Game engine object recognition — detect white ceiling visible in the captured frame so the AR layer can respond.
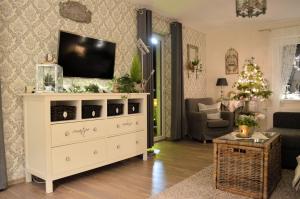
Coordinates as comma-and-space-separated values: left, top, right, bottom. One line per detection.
129, 0, 300, 32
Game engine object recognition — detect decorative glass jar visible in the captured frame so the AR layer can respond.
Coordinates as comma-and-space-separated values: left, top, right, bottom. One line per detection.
35, 64, 63, 92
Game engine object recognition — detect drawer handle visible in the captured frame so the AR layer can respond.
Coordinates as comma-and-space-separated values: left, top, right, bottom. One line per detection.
116, 124, 120, 128
92, 110, 96, 117
136, 140, 139, 144
63, 111, 68, 118
93, 150, 98, 155
65, 131, 70, 136
232, 148, 246, 154
136, 121, 139, 125
117, 145, 120, 149
65, 156, 71, 162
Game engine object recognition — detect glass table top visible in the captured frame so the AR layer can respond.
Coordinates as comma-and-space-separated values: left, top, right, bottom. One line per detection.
216, 131, 278, 144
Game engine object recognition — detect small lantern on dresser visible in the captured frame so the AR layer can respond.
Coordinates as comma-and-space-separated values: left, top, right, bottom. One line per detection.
35, 63, 63, 92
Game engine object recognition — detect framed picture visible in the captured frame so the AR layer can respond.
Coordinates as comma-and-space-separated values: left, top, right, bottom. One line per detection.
187, 44, 199, 67
225, 48, 239, 74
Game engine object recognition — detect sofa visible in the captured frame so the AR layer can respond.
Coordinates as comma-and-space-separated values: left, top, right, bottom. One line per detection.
185, 98, 234, 142
267, 112, 300, 169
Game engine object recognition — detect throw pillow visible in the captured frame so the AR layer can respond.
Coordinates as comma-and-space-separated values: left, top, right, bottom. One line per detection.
293, 155, 300, 191
198, 102, 221, 120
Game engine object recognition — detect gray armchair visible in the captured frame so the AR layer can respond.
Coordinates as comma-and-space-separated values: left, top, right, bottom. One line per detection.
186, 98, 234, 142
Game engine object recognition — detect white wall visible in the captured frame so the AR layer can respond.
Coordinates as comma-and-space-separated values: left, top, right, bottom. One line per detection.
206, 27, 270, 100
206, 26, 300, 129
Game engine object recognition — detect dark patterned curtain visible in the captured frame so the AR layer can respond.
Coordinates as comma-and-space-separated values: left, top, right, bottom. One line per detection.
137, 9, 154, 148
170, 22, 185, 140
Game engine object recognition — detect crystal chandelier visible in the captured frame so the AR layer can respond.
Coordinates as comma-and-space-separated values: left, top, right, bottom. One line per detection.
236, 0, 267, 18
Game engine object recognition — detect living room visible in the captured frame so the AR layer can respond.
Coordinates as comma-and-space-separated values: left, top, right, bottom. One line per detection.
0, 0, 300, 198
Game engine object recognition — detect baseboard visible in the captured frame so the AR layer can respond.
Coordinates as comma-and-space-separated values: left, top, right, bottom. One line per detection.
8, 177, 25, 186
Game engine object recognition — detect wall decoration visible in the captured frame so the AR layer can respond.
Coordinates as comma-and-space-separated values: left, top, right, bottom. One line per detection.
187, 44, 202, 78
225, 48, 239, 74
59, 1, 92, 23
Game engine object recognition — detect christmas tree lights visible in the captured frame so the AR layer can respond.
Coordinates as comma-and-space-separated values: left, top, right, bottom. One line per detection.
233, 57, 272, 112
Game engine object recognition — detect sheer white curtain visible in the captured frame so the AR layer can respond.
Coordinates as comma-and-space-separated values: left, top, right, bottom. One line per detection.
281, 44, 297, 94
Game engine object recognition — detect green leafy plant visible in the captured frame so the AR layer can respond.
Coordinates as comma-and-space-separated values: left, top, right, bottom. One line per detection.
84, 84, 100, 93
44, 73, 55, 87
115, 74, 137, 93
130, 54, 142, 83
68, 84, 84, 93
191, 59, 199, 66
236, 115, 258, 127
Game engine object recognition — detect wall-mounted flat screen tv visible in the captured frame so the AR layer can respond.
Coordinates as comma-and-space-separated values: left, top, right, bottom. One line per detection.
58, 31, 116, 79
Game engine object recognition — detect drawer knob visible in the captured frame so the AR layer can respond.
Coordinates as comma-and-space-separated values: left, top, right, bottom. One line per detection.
63, 111, 68, 118
136, 121, 139, 125
117, 124, 120, 128
65, 156, 71, 161
117, 145, 120, 149
136, 140, 139, 144
65, 131, 70, 136
93, 150, 98, 155
93, 127, 97, 132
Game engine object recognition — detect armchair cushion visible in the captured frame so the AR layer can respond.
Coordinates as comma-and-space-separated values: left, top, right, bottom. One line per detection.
207, 119, 229, 128
198, 102, 221, 120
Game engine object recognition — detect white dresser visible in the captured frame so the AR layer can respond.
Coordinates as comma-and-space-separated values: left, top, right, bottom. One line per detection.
23, 93, 148, 193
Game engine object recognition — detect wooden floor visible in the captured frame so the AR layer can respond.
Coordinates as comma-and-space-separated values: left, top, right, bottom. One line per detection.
0, 140, 213, 199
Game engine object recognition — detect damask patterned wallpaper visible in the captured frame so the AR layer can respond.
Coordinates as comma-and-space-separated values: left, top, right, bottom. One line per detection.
183, 27, 206, 98
0, 0, 137, 181
0, 0, 206, 181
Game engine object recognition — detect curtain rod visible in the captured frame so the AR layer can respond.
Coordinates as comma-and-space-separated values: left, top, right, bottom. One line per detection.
259, 24, 300, 32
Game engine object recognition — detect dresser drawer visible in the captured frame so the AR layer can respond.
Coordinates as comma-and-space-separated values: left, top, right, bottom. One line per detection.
52, 139, 106, 175
135, 131, 147, 154
51, 120, 106, 147
106, 115, 145, 136
107, 133, 136, 162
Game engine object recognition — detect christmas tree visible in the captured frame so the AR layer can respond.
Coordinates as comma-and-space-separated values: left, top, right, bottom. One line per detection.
233, 57, 272, 112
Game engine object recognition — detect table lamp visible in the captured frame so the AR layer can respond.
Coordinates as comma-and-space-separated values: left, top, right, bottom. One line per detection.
216, 78, 228, 100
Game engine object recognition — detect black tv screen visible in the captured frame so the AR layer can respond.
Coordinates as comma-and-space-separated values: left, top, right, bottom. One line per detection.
58, 31, 116, 79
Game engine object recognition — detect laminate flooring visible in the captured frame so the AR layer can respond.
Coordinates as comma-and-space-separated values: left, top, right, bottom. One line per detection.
0, 140, 213, 199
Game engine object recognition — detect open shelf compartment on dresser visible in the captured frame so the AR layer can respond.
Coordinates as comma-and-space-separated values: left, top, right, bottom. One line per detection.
128, 98, 143, 114
107, 99, 125, 117
81, 100, 105, 119
50, 100, 80, 122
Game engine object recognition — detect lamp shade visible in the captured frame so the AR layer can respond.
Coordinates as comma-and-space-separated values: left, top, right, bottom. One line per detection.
216, 78, 228, 86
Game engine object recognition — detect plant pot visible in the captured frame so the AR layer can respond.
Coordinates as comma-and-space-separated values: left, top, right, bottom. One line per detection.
112, 83, 120, 93
134, 83, 143, 93
238, 125, 254, 138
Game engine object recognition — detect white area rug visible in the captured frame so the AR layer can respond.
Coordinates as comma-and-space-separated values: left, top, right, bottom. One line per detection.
150, 165, 300, 199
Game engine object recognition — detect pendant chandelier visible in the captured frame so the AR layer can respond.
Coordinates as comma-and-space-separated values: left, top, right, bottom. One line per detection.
236, 0, 267, 18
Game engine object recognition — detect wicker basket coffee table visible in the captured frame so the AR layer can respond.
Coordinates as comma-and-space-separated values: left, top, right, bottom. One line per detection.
213, 132, 281, 199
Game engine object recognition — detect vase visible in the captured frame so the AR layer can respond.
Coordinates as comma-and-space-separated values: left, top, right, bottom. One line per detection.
112, 83, 120, 93
238, 125, 254, 138
134, 83, 143, 93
